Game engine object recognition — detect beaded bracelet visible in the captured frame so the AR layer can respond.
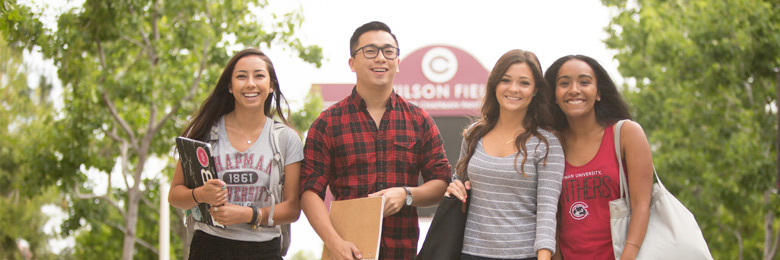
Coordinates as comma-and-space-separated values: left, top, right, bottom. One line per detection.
192, 188, 200, 204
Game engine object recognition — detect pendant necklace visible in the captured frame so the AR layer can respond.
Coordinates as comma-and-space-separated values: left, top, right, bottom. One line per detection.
232, 114, 253, 144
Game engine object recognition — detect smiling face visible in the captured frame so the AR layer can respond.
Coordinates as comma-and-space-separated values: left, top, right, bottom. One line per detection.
496, 62, 536, 118
229, 55, 272, 112
349, 30, 400, 90
554, 59, 600, 120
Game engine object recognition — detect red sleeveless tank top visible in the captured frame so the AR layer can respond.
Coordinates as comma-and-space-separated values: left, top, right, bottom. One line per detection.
558, 124, 620, 260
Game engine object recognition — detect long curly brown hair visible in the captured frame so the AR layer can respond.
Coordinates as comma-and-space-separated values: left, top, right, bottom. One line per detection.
455, 49, 556, 179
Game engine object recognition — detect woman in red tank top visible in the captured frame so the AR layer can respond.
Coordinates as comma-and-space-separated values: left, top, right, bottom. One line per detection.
543, 55, 655, 260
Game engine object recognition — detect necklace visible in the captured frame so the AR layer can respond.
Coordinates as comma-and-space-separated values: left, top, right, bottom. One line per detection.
498, 124, 523, 145
231, 114, 253, 144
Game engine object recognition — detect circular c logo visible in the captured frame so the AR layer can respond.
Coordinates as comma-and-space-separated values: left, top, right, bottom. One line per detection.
421, 47, 458, 83
569, 201, 589, 220
196, 147, 209, 167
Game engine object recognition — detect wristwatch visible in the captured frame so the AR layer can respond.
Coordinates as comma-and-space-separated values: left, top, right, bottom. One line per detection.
402, 186, 413, 207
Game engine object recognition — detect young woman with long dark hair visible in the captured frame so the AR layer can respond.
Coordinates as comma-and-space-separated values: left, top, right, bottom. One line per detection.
447, 49, 565, 260
168, 48, 303, 260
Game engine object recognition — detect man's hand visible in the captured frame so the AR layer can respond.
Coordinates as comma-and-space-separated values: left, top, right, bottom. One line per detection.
368, 187, 407, 217
324, 238, 362, 260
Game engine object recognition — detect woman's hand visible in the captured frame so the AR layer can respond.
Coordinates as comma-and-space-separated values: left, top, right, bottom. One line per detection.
209, 203, 251, 226
196, 179, 228, 206
445, 179, 470, 203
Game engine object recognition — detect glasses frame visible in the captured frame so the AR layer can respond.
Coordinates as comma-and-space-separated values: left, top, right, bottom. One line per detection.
351, 44, 400, 60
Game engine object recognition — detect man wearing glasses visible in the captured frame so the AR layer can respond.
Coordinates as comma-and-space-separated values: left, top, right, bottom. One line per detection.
300, 21, 451, 260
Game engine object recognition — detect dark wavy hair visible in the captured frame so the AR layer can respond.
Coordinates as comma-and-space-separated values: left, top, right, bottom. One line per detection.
543, 55, 631, 130
455, 49, 555, 179
181, 48, 290, 141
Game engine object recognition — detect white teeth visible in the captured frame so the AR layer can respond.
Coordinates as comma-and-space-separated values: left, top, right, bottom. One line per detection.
244, 93, 259, 97
505, 96, 521, 101
372, 68, 387, 72
566, 100, 584, 104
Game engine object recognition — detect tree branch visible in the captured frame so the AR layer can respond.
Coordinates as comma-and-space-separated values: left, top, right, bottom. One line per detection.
141, 194, 158, 214
97, 39, 108, 76
122, 35, 144, 49
765, 190, 779, 260
103, 128, 123, 143
106, 222, 160, 255
135, 235, 160, 255
151, 39, 210, 134
152, 0, 160, 43
74, 184, 126, 218
120, 142, 132, 191
108, 222, 127, 233
138, 24, 157, 65
102, 92, 139, 151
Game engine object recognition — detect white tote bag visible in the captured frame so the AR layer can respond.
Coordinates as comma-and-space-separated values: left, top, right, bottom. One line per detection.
609, 120, 713, 260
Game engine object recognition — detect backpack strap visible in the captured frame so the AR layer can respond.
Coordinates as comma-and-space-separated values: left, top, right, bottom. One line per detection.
266, 121, 288, 226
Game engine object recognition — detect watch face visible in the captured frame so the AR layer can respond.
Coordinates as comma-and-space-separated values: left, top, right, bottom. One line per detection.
405, 195, 413, 206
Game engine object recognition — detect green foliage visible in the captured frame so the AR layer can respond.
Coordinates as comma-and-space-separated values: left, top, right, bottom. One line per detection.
2, 0, 322, 258
287, 87, 323, 136
0, 28, 58, 259
68, 180, 166, 259
602, 0, 780, 258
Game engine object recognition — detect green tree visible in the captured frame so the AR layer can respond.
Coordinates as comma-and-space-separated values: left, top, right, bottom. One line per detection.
287, 86, 323, 135
0, 28, 59, 259
2, 1, 322, 259
602, 0, 780, 259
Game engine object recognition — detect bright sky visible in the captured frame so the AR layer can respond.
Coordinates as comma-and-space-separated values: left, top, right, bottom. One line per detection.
263, 0, 621, 108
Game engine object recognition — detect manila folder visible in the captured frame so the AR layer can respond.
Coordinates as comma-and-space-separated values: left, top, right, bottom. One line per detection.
321, 196, 384, 260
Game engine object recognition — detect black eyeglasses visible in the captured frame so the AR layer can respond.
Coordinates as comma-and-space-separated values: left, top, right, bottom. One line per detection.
352, 45, 400, 60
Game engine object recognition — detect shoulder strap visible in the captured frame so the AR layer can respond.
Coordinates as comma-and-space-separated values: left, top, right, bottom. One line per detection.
266, 121, 288, 226
615, 120, 662, 209
615, 120, 629, 203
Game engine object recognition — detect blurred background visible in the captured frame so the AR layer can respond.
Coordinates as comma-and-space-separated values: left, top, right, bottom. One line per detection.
1, 0, 779, 259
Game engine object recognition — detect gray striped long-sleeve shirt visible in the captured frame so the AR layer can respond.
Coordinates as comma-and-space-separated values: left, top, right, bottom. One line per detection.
459, 129, 564, 258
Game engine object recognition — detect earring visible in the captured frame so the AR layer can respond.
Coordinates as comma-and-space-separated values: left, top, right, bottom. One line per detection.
596, 97, 601, 101
229, 89, 233, 93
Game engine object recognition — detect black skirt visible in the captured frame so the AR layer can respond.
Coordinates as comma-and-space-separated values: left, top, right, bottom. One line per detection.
189, 230, 282, 260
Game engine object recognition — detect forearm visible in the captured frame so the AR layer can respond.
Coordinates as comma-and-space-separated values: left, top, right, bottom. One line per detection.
169, 161, 200, 209
169, 184, 200, 209
261, 162, 302, 226
621, 206, 650, 259
258, 197, 301, 226
409, 179, 447, 207
537, 248, 552, 260
301, 190, 343, 245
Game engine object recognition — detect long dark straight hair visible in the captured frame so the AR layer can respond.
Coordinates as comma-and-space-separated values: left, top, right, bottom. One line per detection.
181, 48, 290, 141
455, 49, 555, 178
543, 55, 631, 130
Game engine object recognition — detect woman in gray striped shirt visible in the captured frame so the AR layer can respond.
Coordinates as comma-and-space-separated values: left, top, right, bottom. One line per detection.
447, 49, 565, 260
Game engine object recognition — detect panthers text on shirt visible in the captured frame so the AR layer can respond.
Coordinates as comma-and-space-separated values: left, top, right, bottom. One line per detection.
561, 170, 612, 203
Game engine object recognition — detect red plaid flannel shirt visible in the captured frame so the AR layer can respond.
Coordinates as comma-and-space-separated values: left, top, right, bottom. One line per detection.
301, 87, 451, 260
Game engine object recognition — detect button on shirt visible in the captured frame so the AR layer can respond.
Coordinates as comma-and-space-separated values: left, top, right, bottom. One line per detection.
301, 87, 451, 260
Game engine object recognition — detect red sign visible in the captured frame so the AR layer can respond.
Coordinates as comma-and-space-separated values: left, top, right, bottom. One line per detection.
315, 45, 488, 116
